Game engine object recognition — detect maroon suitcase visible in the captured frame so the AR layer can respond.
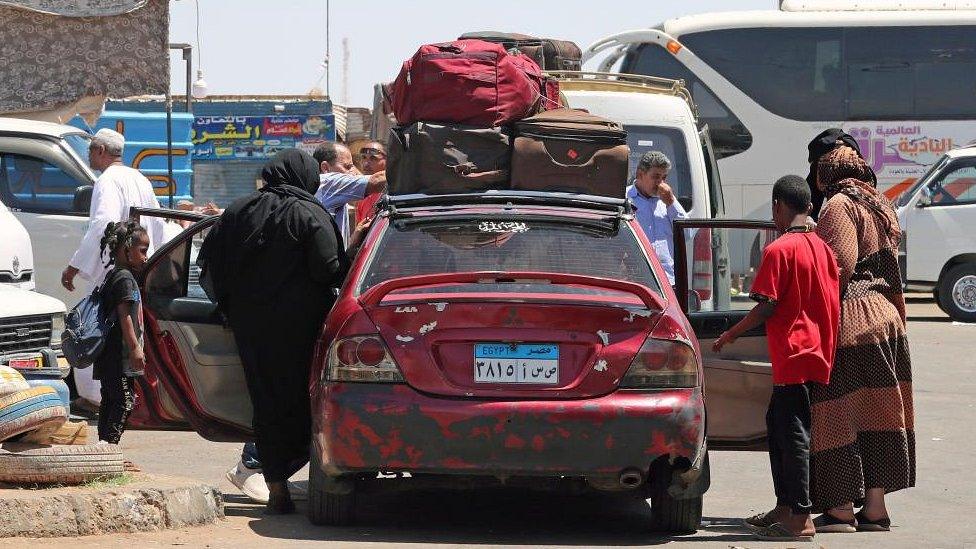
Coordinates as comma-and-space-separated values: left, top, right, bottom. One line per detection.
510, 109, 630, 198
387, 40, 546, 127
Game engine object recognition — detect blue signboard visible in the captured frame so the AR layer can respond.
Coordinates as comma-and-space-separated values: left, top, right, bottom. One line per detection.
191, 114, 335, 160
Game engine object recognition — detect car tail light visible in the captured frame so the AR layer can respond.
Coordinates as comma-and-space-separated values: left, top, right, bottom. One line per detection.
619, 337, 699, 388
327, 335, 404, 383
691, 228, 712, 301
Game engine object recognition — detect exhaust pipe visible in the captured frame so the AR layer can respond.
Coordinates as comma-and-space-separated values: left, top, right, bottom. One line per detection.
619, 468, 644, 489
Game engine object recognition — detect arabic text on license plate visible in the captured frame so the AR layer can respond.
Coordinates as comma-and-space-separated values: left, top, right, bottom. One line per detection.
10, 358, 41, 369
474, 343, 559, 384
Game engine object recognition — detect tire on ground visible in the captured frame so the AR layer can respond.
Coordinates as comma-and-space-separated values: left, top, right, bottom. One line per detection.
307, 450, 356, 526
0, 387, 67, 441
937, 262, 976, 323
0, 442, 124, 484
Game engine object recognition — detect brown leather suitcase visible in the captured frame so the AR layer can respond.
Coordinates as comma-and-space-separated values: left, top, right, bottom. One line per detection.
510, 109, 630, 198
387, 122, 512, 195
458, 31, 582, 71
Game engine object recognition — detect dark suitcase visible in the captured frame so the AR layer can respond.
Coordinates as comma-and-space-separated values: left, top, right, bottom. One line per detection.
458, 31, 582, 71
510, 109, 630, 198
388, 122, 512, 196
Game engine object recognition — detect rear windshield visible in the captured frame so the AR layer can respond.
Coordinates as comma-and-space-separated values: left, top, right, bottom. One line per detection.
358, 217, 660, 295
625, 125, 693, 209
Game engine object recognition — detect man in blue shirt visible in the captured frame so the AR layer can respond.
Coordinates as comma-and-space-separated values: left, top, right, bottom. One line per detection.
311, 141, 386, 246
627, 151, 688, 286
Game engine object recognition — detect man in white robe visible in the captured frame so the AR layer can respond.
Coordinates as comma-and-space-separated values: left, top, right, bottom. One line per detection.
61, 128, 166, 409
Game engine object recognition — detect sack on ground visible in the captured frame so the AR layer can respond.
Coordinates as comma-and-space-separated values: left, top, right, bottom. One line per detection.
61, 286, 116, 369
510, 108, 630, 198
388, 40, 547, 127
388, 123, 511, 195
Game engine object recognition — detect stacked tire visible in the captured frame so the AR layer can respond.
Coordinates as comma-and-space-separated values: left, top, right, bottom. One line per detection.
0, 386, 68, 442
0, 443, 124, 484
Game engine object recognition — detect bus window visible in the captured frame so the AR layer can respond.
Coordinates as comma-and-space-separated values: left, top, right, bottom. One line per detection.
845, 26, 976, 119
0, 153, 81, 214
682, 28, 846, 121
624, 125, 693, 210
623, 44, 753, 160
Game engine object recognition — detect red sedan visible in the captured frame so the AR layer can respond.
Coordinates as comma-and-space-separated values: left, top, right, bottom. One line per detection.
129, 197, 775, 533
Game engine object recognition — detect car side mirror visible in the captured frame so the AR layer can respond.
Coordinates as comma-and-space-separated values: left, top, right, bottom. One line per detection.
72, 185, 93, 213
678, 196, 693, 211
916, 191, 932, 208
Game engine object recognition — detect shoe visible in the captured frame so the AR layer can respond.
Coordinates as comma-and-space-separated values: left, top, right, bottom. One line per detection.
854, 510, 891, 532
813, 512, 857, 533
754, 522, 814, 542
744, 510, 781, 530
225, 461, 270, 504
264, 493, 296, 515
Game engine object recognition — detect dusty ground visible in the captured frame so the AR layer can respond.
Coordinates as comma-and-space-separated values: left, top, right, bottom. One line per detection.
4, 296, 973, 549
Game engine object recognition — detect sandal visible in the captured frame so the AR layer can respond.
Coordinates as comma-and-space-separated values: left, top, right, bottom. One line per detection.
754, 522, 815, 542
123, 460, 142, 472
814, 512, 857, 533
744, 510, 781, 530
855, 510, 891, 532
264, 494, 296, 515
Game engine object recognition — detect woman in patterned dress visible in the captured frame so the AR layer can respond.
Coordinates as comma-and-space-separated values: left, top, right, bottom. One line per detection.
809, 145, 915, 532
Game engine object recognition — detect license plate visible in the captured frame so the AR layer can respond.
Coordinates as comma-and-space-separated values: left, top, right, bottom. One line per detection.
9, 357, 42, 369
474, 343, 559, 384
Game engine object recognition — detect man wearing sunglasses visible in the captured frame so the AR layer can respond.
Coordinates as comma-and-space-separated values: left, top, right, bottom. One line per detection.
355, 142, 387, 224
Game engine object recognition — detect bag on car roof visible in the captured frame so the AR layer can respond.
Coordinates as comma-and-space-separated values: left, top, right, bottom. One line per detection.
458, 31, 583, 72
60, 285, 117, 370
510, 108, 630, 198
387, 122, 512, 196
388, 40, 548, 127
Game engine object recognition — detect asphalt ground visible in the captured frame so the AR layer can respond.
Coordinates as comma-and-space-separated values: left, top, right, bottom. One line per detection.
4, 295, 973, 549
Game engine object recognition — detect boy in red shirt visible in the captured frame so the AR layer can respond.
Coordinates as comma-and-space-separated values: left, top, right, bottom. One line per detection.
714, 175, 840, 542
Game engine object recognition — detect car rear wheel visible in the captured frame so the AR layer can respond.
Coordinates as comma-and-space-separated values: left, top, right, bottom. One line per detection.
938, 263, 976, 323
307, 452, 356, 526
650, 491, 702, 533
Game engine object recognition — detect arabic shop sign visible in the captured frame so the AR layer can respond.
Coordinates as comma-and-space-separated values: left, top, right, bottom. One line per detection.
191, 115, 335, 160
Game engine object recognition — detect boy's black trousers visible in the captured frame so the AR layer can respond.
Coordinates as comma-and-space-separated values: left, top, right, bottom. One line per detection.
767, 382, 814, 514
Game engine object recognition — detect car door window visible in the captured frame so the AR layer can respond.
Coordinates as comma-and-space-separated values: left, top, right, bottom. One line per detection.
928, 161, 976, 206
0, 152, 84, 214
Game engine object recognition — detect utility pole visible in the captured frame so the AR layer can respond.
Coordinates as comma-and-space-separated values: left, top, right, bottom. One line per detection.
325, 0, 331, 98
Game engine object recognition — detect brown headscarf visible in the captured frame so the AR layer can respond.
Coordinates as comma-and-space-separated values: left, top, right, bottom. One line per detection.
816, 145, 900, 242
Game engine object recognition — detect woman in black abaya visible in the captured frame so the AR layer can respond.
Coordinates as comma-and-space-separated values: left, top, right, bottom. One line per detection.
198, 149, 348, 513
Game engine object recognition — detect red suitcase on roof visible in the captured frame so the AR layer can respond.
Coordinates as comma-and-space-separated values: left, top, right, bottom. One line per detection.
388, 39, 549, 127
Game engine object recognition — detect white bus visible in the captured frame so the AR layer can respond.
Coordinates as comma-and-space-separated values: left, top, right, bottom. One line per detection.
585, 2, 976, 222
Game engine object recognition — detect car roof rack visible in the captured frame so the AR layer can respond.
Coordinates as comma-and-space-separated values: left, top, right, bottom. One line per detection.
546, 70, 698, 120
385, 191, 631, 218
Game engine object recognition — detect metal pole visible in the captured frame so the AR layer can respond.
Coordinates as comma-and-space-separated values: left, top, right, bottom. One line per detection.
183, 46, 193, 113
166, 92, 174, 209
325, 0, 330, 98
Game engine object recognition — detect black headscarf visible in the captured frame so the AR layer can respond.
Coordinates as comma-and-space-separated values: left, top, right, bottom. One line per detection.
260, 149, 321, 197
806, 128, 875, 218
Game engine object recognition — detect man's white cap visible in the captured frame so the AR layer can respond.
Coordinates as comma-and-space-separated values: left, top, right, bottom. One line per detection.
92, 128, 125, 154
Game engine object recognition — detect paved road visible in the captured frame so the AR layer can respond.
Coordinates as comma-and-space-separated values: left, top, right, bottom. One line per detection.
4, 297, 973, 548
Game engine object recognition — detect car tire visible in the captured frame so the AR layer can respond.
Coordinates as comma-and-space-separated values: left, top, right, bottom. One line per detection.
938, 263, 976, 323
0, 387, 68, 442
307, 451, 356, 526
650, 491, 703, 533
0, 442, 124, 484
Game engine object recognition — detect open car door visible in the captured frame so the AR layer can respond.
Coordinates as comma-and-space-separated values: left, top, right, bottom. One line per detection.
127, 206, 252, 442
674, 219, 776, 449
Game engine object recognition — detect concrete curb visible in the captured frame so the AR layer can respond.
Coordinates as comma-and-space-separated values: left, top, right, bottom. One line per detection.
0, 474, 224, 538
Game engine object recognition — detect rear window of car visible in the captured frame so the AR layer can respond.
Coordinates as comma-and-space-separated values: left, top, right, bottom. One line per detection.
358, 217, 661, 296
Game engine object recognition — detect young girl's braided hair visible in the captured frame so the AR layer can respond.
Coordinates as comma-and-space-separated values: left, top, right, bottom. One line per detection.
100, 219, 148, 267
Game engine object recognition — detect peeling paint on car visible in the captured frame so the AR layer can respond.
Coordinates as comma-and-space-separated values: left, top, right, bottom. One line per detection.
596, 330, 609, 345
396, 335, 415, 342
419, 321, 438, 335
594, 359, 608, 372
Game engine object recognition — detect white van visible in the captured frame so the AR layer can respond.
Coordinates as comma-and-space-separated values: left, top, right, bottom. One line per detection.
555, 72, 729, 310
896, 143, 976, 322
0, 197, 35, 291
